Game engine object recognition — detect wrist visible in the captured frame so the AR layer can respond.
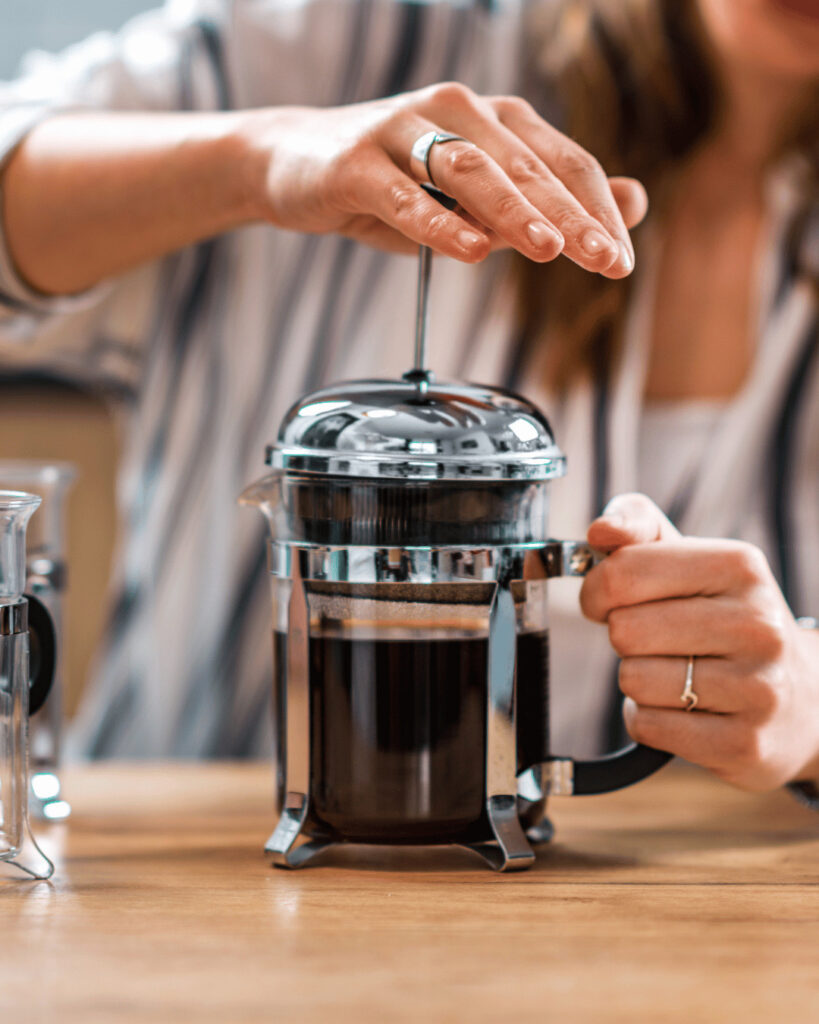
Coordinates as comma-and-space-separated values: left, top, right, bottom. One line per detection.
221, 109, 274, 224
228, 107, 296, 226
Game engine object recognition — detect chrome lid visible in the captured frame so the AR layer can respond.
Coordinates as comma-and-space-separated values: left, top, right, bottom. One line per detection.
267, 375, 566, 481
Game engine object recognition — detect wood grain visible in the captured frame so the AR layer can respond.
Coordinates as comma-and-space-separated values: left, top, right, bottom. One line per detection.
2, 761, 817, 1023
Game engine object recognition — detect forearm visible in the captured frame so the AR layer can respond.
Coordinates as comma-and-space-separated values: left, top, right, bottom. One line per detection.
2, 111, 264, 295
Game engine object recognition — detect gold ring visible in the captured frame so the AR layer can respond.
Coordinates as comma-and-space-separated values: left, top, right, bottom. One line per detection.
680, 655, 697, 711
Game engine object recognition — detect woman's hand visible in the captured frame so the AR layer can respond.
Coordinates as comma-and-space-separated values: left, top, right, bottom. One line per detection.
579, 493, 819, 791
244, 82, 647, 276
5, 84, 647, 294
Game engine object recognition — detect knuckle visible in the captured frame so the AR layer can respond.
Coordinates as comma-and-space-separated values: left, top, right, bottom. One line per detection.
443, 143, 487, 179
424, 210, 452, 240
607, 607, 632, 655
506, 153, 544, 187
578, 578, 596, 620
595, 558, 620, 611
750, 610, 788, 660
728, 541, 769, 587
579, 567, 610, 622
729, 724, 764, 769
387, 181, 424, 221
493, 188, 526, 219
746, 669, 783, 719
492, 94, 536, 120
430, 81, 476, 113
554, 143, 605, 180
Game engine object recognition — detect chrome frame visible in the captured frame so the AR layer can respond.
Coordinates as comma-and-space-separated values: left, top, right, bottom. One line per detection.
264, 556, 320, 868
268, 540, 595, 585
264, 539, 594, 871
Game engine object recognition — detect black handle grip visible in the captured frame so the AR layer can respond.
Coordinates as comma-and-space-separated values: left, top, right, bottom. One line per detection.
420, 184, 458, 210
568, 743, 672, 795
25, 592, 56, 716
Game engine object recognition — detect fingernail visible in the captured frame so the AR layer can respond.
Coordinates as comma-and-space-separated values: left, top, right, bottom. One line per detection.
580, 228, 616, 260
526, 220, 562, 250
456, 229, 484, 251
617, 240, 634, 273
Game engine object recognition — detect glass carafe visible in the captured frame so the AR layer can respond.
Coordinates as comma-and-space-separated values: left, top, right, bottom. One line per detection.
0, 461, 75, 821
0, 491, 55, 880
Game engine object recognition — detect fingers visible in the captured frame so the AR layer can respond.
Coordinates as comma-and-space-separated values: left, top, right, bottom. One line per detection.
424, 137, 569, 264
587, 492, 679, 552
423, 119, 626, 276
604, 596, 762, 658
580, 538, 775, 621
382, 86, 641, 275
425, 121, 622, 273
622, 697, 744, 772
609, 177, 648, 229
619, 655, 746, 714
493, 97, 636, 276
384, 114, 566, 264
350, 148, 492, 261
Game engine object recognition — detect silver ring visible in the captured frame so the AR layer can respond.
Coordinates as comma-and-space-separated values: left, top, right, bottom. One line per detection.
680, 655, 698, 711
409, 130, 467, 189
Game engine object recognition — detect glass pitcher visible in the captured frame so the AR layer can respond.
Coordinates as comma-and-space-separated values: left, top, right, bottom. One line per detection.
0, 461, 75, 821
0, 491, 56, 880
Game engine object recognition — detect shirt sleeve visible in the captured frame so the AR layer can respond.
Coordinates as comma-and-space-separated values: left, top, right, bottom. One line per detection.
0, 0, 229, 380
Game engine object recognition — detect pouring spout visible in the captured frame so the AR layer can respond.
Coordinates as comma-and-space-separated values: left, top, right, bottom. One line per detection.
238, 473, 281, 514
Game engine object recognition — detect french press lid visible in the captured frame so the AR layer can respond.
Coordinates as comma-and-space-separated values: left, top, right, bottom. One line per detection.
268, 373, 566, 482
259, 373, 566, 548
258, 241, 566, 546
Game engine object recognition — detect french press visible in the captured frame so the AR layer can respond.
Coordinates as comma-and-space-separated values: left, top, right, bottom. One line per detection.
242, 246, 671, 872
0, 491, 56, 880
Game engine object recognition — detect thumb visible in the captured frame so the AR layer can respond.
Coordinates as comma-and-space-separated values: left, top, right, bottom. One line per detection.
587, 492, 680, 553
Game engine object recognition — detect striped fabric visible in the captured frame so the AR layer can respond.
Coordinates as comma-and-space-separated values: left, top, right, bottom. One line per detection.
0, 0, 816, 760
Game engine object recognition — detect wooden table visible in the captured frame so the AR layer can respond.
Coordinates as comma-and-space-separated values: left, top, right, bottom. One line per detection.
2, 762, 817, 1023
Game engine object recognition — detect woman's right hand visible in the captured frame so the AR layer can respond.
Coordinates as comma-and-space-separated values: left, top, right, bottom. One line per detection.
242, 82, 648, 277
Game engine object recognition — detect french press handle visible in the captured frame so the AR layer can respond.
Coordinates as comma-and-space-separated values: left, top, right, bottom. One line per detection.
541, 540, 673, 796
24, 593, 56, 716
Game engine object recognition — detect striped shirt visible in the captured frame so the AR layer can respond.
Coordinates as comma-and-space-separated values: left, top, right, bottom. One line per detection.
0, 0, 816, 760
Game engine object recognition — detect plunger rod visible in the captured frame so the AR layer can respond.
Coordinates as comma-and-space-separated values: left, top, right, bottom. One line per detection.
413, 244, 432, 375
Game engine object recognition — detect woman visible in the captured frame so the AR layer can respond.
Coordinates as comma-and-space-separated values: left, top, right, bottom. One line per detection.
0, 0, 816, 795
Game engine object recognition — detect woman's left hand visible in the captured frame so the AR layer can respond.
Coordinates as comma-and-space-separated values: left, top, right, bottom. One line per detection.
579, 493, 819, 791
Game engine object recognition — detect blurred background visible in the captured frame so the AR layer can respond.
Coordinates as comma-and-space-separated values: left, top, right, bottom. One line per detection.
0, 0, 151, 77
0, 1, 156, 717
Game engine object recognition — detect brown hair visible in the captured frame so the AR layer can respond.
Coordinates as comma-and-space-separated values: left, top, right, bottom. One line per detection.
516, 0, 819, 392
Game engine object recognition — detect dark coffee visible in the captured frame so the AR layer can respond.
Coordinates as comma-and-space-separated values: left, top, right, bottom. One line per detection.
273, 629, 550, 843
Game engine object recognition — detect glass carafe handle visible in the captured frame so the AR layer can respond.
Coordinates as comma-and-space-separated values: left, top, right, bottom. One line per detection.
25, 593, 56, 716
541, 540, 673, 796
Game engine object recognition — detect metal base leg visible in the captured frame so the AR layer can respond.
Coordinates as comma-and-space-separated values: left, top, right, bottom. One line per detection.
526, 816, 555, 845
463, 795, 535, 872
264, 792, 324, 869
267, 834, 336, 870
